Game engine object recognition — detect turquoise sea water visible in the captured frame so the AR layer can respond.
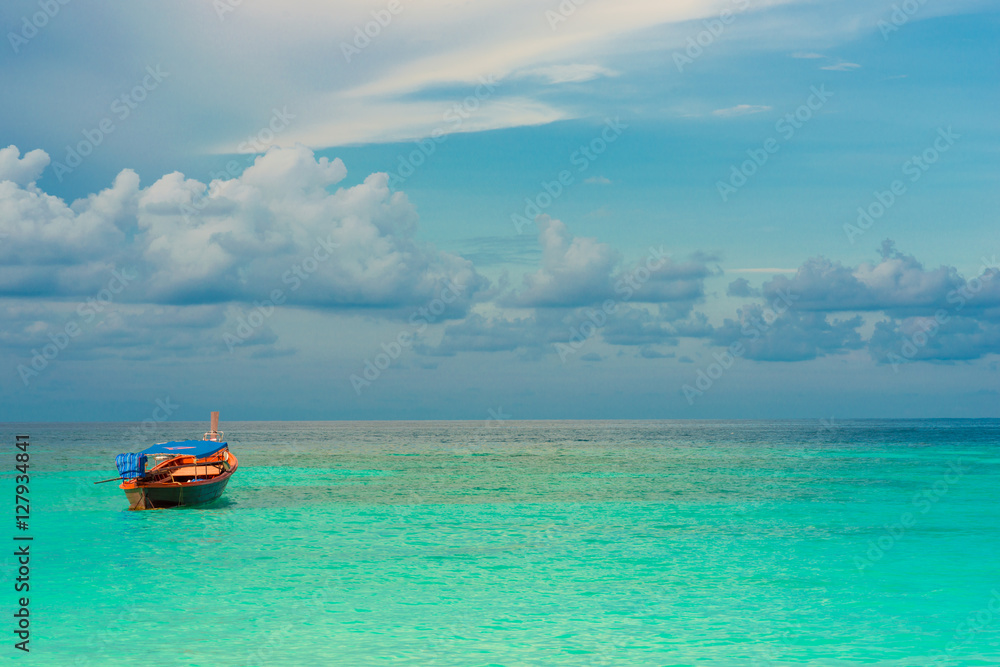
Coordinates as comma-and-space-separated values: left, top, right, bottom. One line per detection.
2, 420, 999, 666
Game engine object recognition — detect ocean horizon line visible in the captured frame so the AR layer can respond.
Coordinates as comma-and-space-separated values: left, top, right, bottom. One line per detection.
4, 416, 1000, 425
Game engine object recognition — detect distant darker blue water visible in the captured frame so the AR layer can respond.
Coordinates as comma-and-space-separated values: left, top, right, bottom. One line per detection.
2, 420, 999, 665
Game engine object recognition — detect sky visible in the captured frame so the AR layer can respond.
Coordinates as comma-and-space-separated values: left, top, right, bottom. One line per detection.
1, 0, 998, 421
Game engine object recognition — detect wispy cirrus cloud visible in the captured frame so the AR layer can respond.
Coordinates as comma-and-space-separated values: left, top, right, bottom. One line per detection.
791, 50, 861, 71
515, 64, 619, 84
821, 61, 861, 71
3, 0, 822, 156
711, 104, 772, 117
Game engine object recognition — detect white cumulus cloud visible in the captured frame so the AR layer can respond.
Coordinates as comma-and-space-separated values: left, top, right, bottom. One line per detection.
0, 146, 50, 186
0, 144, 486, 312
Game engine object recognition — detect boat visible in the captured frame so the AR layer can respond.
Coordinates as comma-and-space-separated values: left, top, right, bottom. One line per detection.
110, 411, 238, 510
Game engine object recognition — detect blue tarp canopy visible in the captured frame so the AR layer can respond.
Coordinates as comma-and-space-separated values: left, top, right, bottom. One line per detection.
116, 453, 147, 479
139, 440, 228, 459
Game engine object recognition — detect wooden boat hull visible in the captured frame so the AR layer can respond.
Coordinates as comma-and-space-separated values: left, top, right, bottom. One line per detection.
124, 474, 232, 510
121, 450, 238, 510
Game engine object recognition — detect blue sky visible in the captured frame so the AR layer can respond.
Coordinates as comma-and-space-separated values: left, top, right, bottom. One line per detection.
1, 0, 998, 421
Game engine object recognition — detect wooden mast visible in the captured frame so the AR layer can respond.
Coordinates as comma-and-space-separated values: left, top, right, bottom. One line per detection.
204, 411, 222, 455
